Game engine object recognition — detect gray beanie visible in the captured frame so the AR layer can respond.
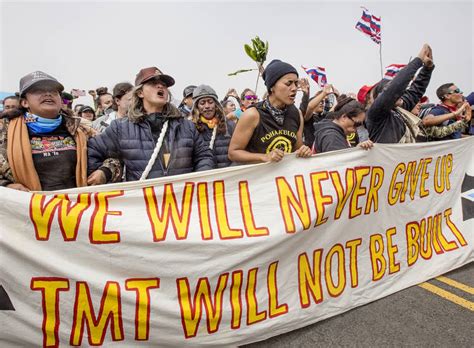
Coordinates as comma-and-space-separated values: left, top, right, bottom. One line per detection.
192, 84, 219, 105
191, 84, 226, 118
262, 59, 298, 91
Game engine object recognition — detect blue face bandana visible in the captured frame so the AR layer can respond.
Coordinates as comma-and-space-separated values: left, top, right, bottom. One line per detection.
24, 112, 63, 134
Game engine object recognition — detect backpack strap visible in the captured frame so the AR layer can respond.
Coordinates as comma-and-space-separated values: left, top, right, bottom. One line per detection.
396, 107, 427, 143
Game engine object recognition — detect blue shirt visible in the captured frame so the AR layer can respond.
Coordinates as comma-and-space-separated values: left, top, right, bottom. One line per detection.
429, 105, 461, 140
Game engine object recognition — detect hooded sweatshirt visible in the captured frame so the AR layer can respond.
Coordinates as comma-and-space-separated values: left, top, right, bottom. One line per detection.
313, 119, 350, 153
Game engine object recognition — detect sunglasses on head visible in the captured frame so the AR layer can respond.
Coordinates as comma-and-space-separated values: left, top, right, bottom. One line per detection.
244, 95, 258, 100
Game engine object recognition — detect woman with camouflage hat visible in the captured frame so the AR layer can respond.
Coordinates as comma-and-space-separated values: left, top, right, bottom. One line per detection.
228, 59, 312, 164
0, 71, 120, 191
190, 85, 235, 168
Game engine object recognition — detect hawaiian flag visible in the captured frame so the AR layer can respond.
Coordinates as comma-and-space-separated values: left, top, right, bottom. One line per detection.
384, 64, 407, 80
302, 66, 327, 88
355, 7, 381, 44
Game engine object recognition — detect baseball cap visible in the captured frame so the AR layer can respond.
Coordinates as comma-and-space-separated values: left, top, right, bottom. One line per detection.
357, 84, 375, 104
183, 85, 197, 99
79, 105, 95, 115
135, 67, 175, 87
19, 71, 64, 97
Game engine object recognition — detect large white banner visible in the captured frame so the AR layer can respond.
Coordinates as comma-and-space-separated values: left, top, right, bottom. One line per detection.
1, 138, 473, 347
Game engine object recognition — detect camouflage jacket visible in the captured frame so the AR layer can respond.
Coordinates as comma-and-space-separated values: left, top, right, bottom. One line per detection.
396, 107, 469, 143
0, 110, 121, 188
424, 119, 469, 139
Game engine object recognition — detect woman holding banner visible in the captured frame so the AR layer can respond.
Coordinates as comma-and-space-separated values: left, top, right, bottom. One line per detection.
228, 59, 312, 164
313, 97, 374, 153
0, 71, 120, 191
87, 66, 215, 181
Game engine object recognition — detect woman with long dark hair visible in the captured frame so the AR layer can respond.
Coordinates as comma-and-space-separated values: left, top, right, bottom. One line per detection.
190, 85, 235, 168
313, 97, 373, 153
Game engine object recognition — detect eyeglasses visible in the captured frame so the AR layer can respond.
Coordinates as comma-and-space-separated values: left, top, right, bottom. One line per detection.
348, 117, 363, 128
244, 95, 258, 101
447, 88, 463, 95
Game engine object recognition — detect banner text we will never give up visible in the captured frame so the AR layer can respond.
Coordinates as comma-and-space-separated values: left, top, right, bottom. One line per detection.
1, 138, 473, 347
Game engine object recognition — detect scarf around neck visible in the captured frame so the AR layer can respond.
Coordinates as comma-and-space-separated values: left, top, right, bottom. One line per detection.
200, 115, 218, 129
264, 98, 287, 126
24, 112, 63, 134
146, 113, 167, 138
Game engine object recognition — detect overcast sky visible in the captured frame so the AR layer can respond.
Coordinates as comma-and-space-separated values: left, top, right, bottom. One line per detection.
1, 0, 473, 105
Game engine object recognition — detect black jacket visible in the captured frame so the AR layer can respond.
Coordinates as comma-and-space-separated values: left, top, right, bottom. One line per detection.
366, 57, 434, 143
88, 104, 215, 181
313, 119, 349, 153
199, 120, 235, 168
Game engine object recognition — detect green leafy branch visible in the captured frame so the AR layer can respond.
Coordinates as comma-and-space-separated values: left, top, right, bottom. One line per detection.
244, 36, 269, 92
227, 68, 258, 76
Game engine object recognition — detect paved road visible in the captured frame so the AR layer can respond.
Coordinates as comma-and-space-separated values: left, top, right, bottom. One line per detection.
246, 262, 473, 347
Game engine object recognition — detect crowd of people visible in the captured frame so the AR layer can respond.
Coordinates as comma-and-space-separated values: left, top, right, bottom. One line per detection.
0, 44, 472, 192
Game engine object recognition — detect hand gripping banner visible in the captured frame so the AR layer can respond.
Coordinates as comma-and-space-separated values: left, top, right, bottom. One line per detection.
1, 138, 473, 347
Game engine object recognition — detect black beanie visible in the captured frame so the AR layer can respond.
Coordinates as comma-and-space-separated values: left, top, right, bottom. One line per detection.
262, 59, 298, 91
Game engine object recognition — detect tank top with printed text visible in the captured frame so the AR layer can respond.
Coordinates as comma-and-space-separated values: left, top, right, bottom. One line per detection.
245, 101, 301, 154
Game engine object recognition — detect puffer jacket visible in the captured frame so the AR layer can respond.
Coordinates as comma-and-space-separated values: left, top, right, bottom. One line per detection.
199, 120, 235, 168
87, 103, 215, 181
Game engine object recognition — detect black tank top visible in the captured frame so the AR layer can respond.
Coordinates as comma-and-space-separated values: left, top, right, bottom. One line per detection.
246, 101, 301, 154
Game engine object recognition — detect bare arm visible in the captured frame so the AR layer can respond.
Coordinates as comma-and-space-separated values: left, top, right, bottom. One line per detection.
295, 111, 312, 157
422, 104, 466, 127
304, 84, 333, 121
423, 113, 456, 127
228, 108, 268, 163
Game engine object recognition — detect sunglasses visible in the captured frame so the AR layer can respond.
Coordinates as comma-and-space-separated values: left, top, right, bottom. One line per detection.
447, 88, 463, 95
244, 95, 258, 101
348, 117, 363, 128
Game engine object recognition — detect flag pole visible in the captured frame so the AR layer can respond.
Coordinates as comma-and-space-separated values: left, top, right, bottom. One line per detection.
379, 41, 383, 79
379, 18, 383, 79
